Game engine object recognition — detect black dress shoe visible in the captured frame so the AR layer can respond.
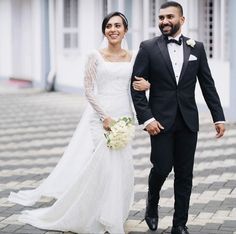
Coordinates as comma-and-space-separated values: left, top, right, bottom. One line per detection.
145, 204, 158, 231
171, 226, 189, 234
145, 215, 158, 231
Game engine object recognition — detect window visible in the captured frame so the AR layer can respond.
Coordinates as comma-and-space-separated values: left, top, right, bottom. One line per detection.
198, 0, 229, 60
63, 0, 79, 50
199, 0, 214, 58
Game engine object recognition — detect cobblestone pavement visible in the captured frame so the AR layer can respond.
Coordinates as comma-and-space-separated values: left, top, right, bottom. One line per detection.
0, 88, 236, 234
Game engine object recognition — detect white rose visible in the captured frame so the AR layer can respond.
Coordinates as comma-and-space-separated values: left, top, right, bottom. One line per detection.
186, 39, 196, 48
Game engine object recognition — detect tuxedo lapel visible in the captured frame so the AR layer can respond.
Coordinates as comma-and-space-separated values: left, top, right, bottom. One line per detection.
179, 37, 191, 83
157, 36, 177, 84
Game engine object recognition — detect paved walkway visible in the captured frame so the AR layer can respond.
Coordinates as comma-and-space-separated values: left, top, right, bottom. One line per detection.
0, 87, 236, 234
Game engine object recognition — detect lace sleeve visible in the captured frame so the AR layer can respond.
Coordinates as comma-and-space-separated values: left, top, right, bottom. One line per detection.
84, 52, 108, 120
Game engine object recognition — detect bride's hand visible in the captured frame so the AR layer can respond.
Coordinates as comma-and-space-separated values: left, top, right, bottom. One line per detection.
132, 76, 150, 91
103, 117, 114, 131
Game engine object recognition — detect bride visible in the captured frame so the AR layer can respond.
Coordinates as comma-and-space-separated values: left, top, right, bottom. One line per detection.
8, 12, 149, 234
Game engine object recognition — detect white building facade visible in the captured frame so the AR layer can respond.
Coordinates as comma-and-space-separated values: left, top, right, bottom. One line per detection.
0, 0, 235, 120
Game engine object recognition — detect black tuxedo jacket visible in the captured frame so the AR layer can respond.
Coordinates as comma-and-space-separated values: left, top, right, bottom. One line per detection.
131, 35, 225, 132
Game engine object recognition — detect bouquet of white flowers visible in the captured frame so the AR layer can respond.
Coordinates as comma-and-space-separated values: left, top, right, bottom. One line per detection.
104, 116, 135, 150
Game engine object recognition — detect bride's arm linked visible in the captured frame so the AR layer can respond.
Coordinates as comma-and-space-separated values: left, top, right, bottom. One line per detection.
132, 76, 150, 91
84, 53, 113, 130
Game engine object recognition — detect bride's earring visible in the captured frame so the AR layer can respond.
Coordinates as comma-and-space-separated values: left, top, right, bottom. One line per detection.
99, 37, 109, 49
121, 35, 128, 50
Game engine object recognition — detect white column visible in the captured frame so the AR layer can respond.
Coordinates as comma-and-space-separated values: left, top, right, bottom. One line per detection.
175, 0, 188, 35
31, 0, 43, 86
185, 0, 198, 39
132, 0, 143, 49
143, 0, 149, 40
228, 0, 236, 120
220, 0, 226, 60
118, 0, 124, 13
213, 0, 220, 59
0, 0, 12, 78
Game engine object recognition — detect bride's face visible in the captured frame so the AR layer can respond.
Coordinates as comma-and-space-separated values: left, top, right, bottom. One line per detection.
104, 16, 127, 46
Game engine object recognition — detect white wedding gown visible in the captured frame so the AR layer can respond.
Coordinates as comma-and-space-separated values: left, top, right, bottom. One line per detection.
8, 50, 137, 234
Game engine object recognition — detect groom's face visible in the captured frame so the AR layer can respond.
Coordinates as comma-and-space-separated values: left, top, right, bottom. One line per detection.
158, 6, 185, 37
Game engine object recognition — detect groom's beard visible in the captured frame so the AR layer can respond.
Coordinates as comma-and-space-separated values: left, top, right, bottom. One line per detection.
159, 22, 181, 37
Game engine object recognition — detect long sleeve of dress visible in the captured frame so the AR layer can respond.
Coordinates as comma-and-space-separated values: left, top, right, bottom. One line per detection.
84, 53, 108, 120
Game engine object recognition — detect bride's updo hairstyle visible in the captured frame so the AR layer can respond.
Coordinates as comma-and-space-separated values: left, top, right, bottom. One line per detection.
102, 12, 128, 35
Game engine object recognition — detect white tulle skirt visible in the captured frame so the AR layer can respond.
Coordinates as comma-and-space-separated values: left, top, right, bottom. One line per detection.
8, 105, 134, 234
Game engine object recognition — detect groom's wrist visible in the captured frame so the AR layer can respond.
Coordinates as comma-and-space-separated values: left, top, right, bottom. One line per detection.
143, 118, 155, 129
214, 121, 225, 125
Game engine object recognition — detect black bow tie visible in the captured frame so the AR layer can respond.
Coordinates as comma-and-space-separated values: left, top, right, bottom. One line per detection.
167, 37, 182, 45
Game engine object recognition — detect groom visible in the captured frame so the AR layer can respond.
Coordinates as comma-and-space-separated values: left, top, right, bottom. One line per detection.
131, 1, 225, 234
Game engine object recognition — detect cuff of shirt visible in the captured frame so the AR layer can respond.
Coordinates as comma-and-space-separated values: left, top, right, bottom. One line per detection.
214, 121, 225, 125
143, 117, 156, 129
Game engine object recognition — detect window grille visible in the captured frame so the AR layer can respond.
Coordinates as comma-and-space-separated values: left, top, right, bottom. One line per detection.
199, 0, 214, 58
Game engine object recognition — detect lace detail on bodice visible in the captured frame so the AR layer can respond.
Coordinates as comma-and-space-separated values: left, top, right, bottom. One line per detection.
84, 50, 137, 120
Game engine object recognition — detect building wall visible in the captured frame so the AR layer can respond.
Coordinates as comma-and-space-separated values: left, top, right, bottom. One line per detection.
11, 0, 33, 80
0, 0, 235, 120
195, 60, 230, 108
31, 0, 44, 85
0, 0, 12, 78
54, 0, 103, 92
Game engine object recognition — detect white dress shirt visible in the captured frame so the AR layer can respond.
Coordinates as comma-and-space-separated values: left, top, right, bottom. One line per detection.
167, 34, 184, 84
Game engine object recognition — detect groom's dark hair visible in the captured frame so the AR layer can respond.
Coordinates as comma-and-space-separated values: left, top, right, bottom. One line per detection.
160, 1, 183, 16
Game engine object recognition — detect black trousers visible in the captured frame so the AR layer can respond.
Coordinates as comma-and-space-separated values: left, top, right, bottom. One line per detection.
148, 109, 198, 227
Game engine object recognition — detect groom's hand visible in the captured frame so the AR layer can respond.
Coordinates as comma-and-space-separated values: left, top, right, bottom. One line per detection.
215, 123, 225, 138
145, 120, 164, 136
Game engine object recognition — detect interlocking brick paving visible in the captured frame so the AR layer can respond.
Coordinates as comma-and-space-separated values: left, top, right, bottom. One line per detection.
0, 88, 235, 234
